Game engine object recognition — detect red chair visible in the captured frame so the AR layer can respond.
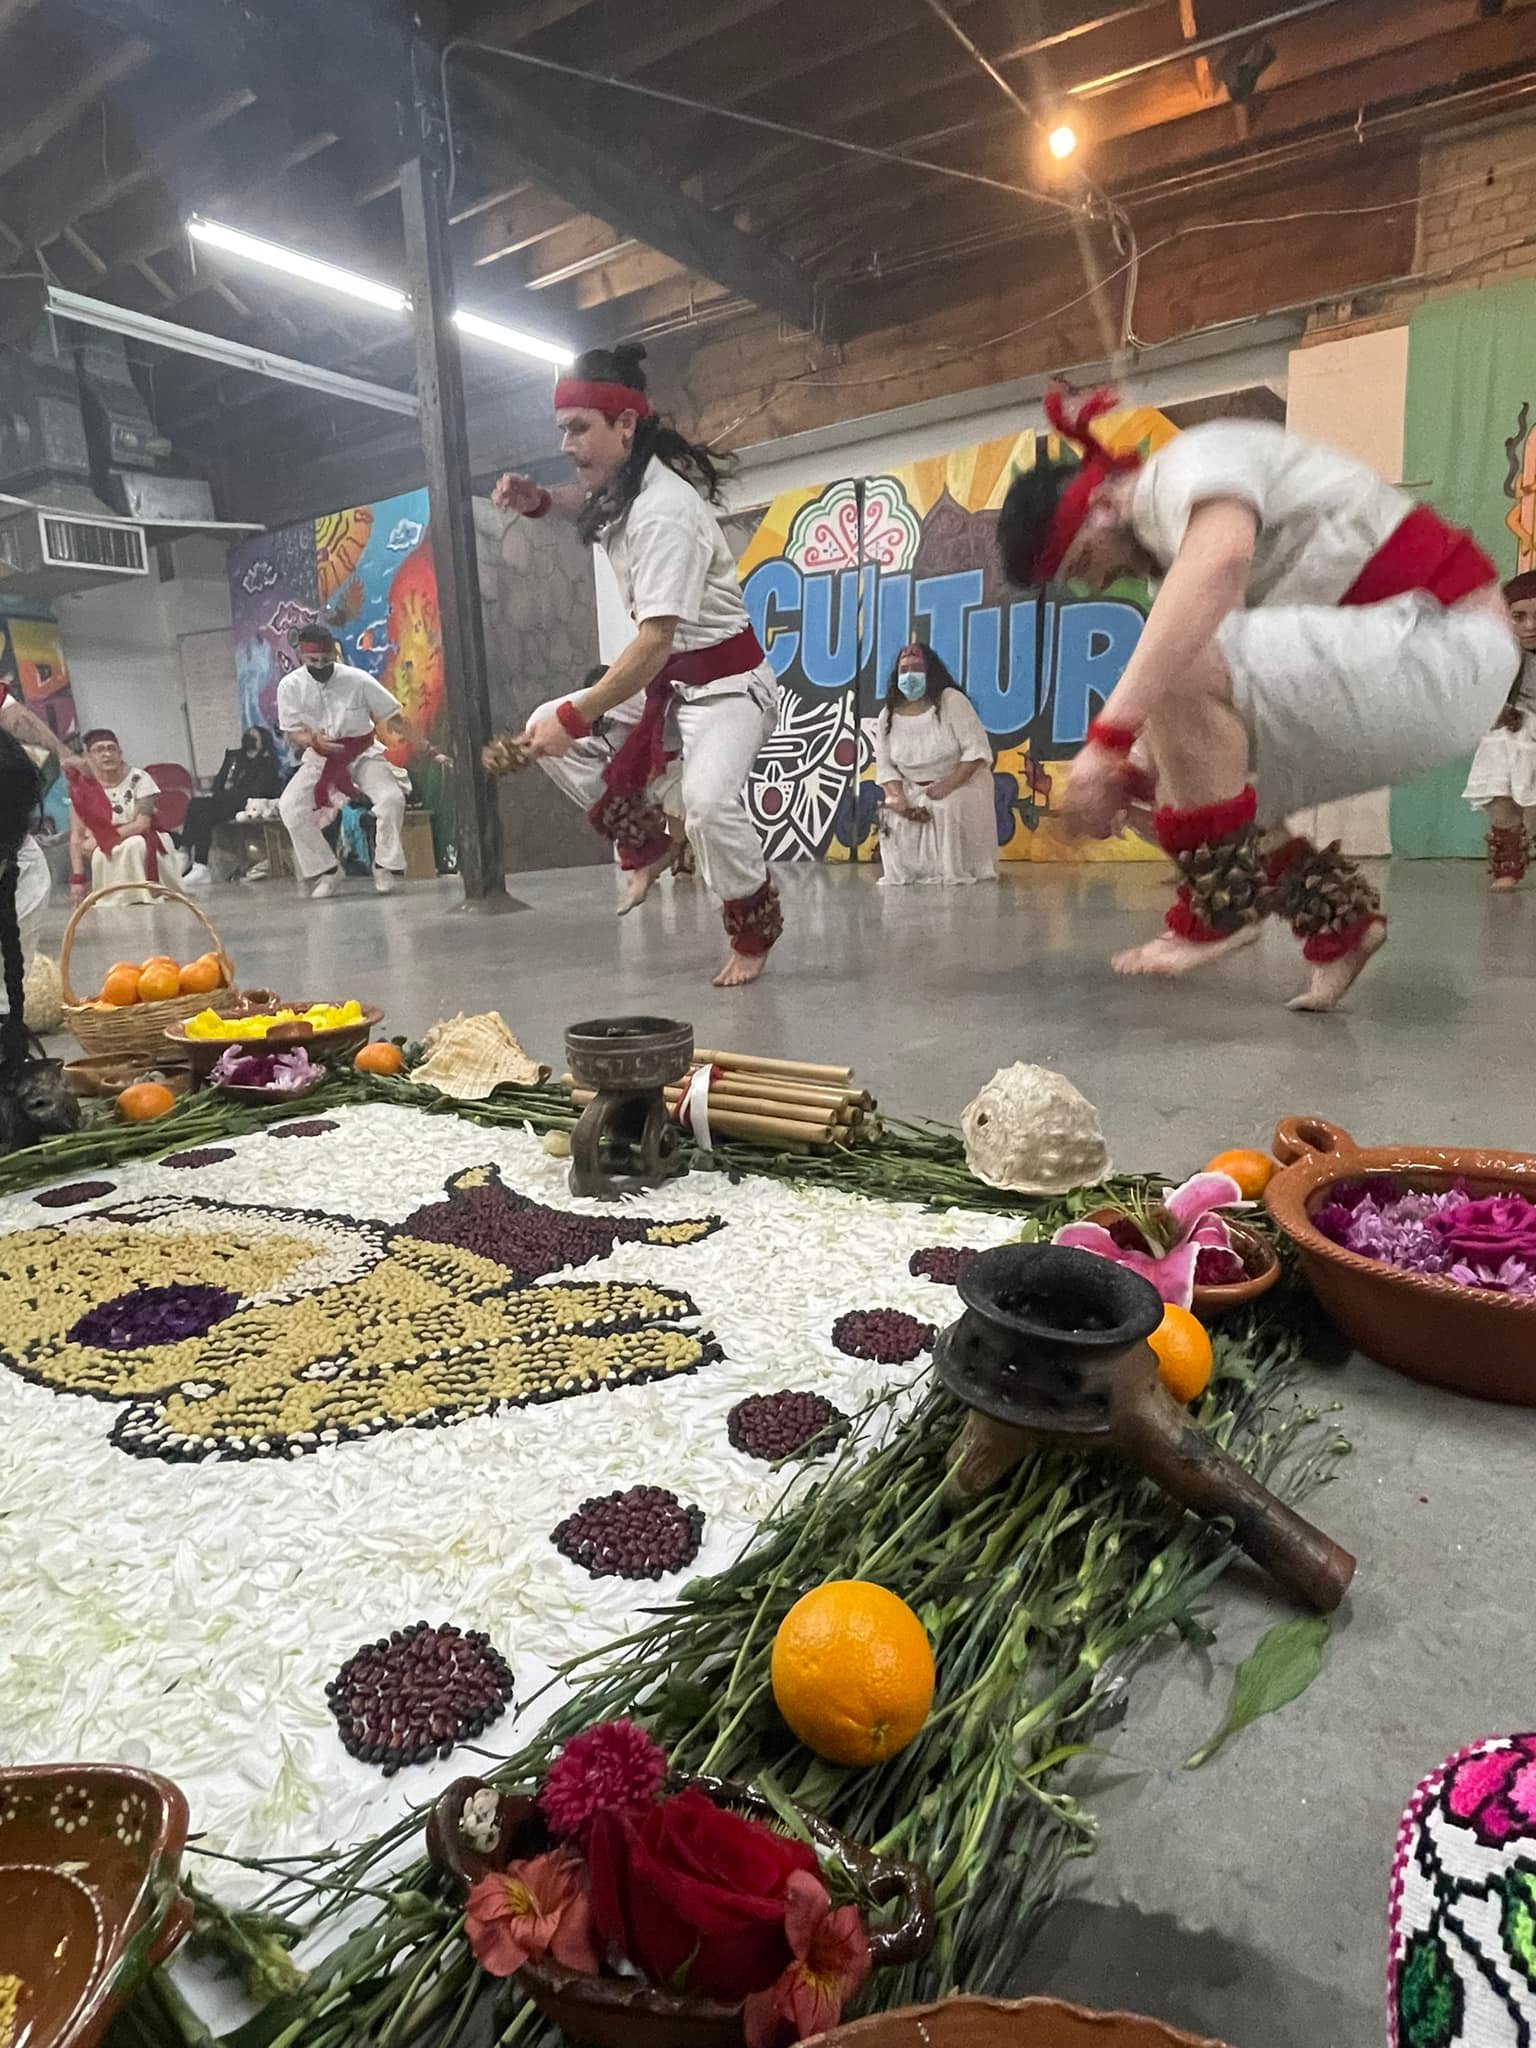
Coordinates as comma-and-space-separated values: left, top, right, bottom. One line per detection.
145, 762, 194, 835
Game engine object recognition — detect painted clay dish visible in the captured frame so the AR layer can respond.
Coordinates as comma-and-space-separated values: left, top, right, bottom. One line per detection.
0, 1764, 192, 2048
1265, 1116, 1536, 1403
806, 1993, 1229, 2046
165, 1001, 383, 1080
427, 1773, 935, 2048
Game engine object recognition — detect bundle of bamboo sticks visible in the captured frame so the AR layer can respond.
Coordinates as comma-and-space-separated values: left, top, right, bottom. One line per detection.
565, 1046, 879, 1153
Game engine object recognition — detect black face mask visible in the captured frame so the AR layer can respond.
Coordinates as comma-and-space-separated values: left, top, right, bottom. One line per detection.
304, 660, 336, 681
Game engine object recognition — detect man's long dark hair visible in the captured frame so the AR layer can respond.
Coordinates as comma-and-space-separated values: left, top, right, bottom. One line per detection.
881, 642, 961, 731
573, 343, 735, 545
997, 455, 1079, 588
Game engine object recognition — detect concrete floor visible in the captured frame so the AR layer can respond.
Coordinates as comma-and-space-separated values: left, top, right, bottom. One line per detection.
39, 857, 1536, 2047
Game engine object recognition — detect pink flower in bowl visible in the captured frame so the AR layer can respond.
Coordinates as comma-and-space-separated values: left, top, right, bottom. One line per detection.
1445, 1735, 1536, 1847
1054, 1172, 1246, 1309
1433, 1195, 1536, 1268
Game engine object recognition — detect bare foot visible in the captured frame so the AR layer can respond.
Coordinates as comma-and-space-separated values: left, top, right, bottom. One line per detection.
1111, 924, 1263, 978
1491, 875, 1521, 894
713, 949, 766, 988
616, 848, 676, 917
1287, 919, 1388, 1012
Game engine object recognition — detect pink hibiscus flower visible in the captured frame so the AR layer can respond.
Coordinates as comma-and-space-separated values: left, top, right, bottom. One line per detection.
1054, 1171, 1245, 1309
465, 1848, 601, 1979
743, 1871, 872, 2048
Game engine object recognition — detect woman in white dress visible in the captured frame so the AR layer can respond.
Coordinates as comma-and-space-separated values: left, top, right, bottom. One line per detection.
1464, 571, 1536, 890
873, 643, 997, 887
68, 729, 184, 903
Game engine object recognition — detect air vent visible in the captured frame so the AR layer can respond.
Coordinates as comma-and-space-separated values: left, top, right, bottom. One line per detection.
40, 513, 147, 574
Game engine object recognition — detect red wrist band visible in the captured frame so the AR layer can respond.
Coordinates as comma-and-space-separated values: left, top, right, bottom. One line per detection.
556, 699, 592, 739
1086, 718, 1138, 754
70, 870, 88, 884
526, 487, 553, 521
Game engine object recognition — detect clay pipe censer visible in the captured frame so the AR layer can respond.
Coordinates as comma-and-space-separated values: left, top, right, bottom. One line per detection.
564, 1015, 694, 1200
935, 1244, 1355, 1613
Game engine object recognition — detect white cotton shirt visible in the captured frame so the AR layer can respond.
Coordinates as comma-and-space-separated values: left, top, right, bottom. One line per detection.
600, 458, 751, 656
1131, 421, 1414, 607
276, 662, 401, 757
101, 767, 159, 824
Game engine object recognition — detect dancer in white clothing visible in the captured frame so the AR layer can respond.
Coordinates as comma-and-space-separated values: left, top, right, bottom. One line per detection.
1464, 571, 1536, 890
487, 343, 780, 989
874, 643, 997, 887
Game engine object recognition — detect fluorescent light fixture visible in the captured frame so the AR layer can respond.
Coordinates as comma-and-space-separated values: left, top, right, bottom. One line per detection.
187, 215, 575, 368
188, 215, 408, 312
452, 308, 573, 368
1047, 124, 1078, 160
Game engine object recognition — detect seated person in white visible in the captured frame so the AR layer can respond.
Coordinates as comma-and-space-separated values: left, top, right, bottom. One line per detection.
69, 729, 185, 902
873, 642, 997, 887
1464, 570, 1536, 890
276, 626, 427, 899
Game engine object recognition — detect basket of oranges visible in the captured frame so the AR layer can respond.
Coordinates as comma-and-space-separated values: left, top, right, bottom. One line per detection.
60, 882, 241, 1063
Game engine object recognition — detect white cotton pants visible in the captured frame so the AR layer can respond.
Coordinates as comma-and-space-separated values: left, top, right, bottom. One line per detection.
90, 832, 184, 900
279, 748, 405, 880
0, 837, 49, 1019
531, 669, 777, 904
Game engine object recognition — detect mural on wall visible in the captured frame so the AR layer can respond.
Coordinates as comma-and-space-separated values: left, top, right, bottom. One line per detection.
228, 489, 452, 869
734, 407, 1176, 862
0, 612, 79, 837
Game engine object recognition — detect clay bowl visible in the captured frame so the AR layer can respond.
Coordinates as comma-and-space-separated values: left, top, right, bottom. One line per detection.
1265, 1116, 1536, 1403
64, 1058, 193, 1100
213, 1071, 329, 1107
165, 1000, 382, 1081
566, 1015, 694, 1094
0, 1763, 192, 2048
427, 1773, 934, 2048
807, 1993, 1229, 2046
1077, 1211, 1280, 1319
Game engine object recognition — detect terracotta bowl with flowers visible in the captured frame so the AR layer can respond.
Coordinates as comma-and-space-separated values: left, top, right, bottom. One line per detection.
426, 1720, 935, 2048
1053, 1171, 1279, 1322
1264, 1116, 1536, 1403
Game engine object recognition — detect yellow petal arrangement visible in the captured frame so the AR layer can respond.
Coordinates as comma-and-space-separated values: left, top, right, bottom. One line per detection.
184, 1000, 366, 1042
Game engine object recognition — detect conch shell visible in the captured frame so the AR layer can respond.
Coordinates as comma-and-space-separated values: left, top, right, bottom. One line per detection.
410, 1012, 549, 1099
961, 1062, 1110, 1195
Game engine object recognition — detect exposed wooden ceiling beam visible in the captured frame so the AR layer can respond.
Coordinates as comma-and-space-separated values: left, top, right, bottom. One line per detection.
0, 34, 152, 183
466, 189, 580, 268
451, 57, 841, 338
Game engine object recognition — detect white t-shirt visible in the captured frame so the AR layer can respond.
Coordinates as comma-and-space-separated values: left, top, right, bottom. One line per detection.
276, 661, 401, 757
600, 458, 750, 656
1131, 421, 1414, 607
101, 767, 159, 824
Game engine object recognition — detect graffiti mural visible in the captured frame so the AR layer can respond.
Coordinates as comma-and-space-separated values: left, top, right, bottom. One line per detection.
228, 490, 452, 870
0, 612, 79, 837
734, 409, 1177, 862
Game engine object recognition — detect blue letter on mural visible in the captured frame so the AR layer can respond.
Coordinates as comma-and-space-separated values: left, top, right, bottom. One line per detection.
743, 559, 802, 678
800, 569, 860, 689
914, 570, 983, 679
1052, 601, 1143, 746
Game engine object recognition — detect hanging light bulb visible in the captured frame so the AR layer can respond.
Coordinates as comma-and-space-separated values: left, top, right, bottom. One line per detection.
1047, 124, 1078, 161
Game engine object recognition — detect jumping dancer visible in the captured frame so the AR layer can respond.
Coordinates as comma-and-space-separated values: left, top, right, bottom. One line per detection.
489, 343, 780, 989
999, 389, 1518, 1010
1464, 570, 1536, 891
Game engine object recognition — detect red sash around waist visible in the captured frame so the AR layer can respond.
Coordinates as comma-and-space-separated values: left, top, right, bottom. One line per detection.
1340, 503, 1498, 609
603, 624, 766, 799
313, 732, 376, 810
72, 772, 159, 882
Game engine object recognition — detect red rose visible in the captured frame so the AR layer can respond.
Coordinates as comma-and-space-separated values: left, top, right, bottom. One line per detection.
585, 1786, 818, 1999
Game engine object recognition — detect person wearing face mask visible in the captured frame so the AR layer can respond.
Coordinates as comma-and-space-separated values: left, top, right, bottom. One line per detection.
999, 386, 1518, 1010
872, 642, 997, 887
1464, 571, 1536, 890
488, 342, 780, 989
177, 726, 283, 886
276, 625, 420, 900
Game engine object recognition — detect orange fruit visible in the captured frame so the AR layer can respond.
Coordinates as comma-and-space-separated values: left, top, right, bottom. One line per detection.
354, 1041, 404, 1077
116, 1081, 176, 1122
1203, 1148, 1275, 1200
1149, 1304, 1214, 1404
771, 1581, 934, 1767
100, 965, 141, 1007
178, 956, 222, 996
141, 954, 177, 973
137, 961, 181, 1003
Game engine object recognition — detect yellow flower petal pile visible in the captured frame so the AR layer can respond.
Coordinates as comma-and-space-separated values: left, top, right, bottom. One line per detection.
185, 1001, 365, 1042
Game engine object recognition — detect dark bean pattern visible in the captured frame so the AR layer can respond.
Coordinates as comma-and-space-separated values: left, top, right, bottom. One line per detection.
909, 1246, 978, 1286
552, 1485, 705, 1581
325, 1622, 513, 1775
68, 1283, 241, 1351
267, 1120, 341, 1140
727, 1390, 850, 1462
164, 1148, 237, 1169
401, 1166, 722, 1285
831, 1308, 934, 1364
34, 1181, 117, 1207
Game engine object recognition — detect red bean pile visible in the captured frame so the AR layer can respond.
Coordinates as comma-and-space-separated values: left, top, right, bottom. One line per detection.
268, 1119, 340, 1140
727, 1390, 850, 1462
831, 1308, 934, 1363
909, 1246, 978, 1286
403, 1174, 704, 1284
164, 1147, 236, 1169
326, 1622, 513, 1775
34, 1180, 117, 1207
552, 1485, 705, 1581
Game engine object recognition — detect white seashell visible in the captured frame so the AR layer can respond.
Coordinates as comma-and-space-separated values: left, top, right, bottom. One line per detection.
961, 1063, 1110, 1195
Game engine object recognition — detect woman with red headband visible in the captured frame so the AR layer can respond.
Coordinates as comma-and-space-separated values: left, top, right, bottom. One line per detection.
491, 344, 780, 989
999, 389, 1519, 1010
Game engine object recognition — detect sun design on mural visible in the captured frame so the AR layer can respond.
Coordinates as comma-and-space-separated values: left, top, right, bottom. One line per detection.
0, 1167, 725, 1463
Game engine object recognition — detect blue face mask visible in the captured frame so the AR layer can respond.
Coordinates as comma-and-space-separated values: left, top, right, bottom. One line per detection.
896, 671, 926, 700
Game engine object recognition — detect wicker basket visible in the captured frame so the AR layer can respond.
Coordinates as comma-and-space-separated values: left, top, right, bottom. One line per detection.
61, 882, 240, 1062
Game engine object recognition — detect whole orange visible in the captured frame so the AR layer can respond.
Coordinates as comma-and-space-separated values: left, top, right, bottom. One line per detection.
137, 961, 181, 1003
770, 1580, 934, 1766
100, 964, 141, 1007
116, 1081, 176, 1122
354, 1041, 404, 1077
141, 954, 177, 973
1203, 1148, 1275, 1199
178, 956, 222, 996
1149, 1304, 1214, 1404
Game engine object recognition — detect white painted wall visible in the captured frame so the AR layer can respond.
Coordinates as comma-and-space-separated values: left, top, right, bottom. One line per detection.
54, 536, 236, 775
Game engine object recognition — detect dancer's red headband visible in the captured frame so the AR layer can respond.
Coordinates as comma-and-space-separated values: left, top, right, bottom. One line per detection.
1032, 386, 1143, 582
553, 378, 654, 420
